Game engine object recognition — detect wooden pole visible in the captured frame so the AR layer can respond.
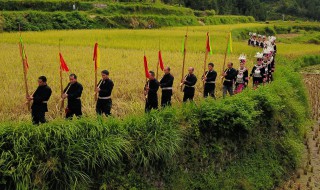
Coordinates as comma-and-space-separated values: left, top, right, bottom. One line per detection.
18, 24, 30, 111
203, 32, 209, 85
59, 39, 64, 115
157, 39, 160, 79
221, 32, 230, 83
180, 27, 189, 91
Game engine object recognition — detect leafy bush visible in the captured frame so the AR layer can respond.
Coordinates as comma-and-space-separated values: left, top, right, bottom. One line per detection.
0, 57, 309, 189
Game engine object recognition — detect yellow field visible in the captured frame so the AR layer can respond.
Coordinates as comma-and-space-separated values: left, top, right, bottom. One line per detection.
0, 22, 319, 121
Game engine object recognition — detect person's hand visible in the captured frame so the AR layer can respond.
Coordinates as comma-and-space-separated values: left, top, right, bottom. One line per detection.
202, 77, 207, 82
61, 93, 68, 99
145, 87, 150, 91
183, 79, 187, 83
95, 87, 100, 92
26, 95, 33, 101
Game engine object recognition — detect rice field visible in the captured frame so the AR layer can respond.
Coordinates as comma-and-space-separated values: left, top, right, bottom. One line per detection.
0, 22, 319, 121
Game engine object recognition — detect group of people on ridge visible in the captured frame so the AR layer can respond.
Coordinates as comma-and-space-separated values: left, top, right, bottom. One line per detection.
25, 33, 277, 124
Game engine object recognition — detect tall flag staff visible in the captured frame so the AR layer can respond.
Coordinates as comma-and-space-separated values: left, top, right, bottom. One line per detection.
18, 24, 31, 111
144, 52, 150, 99
203, 32, 213, 84
58, 39, 70, 114
93, 42, 101, 101
180, 27, 189, 91
221, 32, 233, 81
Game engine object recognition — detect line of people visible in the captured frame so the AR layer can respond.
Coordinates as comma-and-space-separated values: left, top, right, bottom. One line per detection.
26, 36, 277, 124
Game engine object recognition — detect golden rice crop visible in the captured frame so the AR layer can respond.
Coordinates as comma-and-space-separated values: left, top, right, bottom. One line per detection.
0, 22, 319, 121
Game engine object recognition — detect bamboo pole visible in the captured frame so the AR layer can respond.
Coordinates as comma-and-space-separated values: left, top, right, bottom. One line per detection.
59, 39, 64, 115
203, 32, 209, 85
180, 27, 189, 91
221, 32, 230, 83
18, 24, 30, 111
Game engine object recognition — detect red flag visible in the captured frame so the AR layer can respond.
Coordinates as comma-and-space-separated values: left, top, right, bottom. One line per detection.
144, 55, 150, 79
93, 43, 100, 71
158, 51, 164, 71
206, 32, 213, 55
59, 53, 69, 72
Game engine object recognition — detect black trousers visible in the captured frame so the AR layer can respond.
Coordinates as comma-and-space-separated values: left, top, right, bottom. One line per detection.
66, 100, 82, 119
32, 110, 46, 125
204, 83, 215, 98
183, 87, 195, 102
145, 96, 158, 112
161, 90, 172, 107
96, 99, 112, 116
253, 77, 263, 86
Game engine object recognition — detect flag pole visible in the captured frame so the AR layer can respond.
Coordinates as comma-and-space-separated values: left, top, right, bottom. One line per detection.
157, 39, 160, 79
221, 32, 230, 80
59, 39, 64, 115
94, 42, 98, 102
203, 32, 209, 85
18, 24, 30, 111
180, 27, 189, 91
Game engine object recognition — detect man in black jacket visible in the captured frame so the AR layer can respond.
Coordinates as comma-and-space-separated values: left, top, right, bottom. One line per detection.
26, 76, 52, 125
61, 74, 83, 119
145, 71, 159, 112
160, 67, 174, 107
181, 67, 197, 102
202, 63, 217, 98
95, 70, 114, 116
222, 63, 237, 98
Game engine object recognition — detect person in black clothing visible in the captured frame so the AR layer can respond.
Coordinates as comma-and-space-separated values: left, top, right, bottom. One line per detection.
160, 67, 174, 107
250, 52, 266, 89
145, 71, 159, 112
61, 74, 83, 119
181, 67, 197, 102
222, 63, 237, 98
202, 63, 217, 98
26, 76, 52, 125
95, 70, 114, 116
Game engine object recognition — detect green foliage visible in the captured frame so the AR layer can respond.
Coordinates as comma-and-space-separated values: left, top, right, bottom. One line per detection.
0, 57, 310, 189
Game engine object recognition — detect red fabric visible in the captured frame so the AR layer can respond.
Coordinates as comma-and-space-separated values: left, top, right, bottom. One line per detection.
144, 55, 150, 79
158, 51, 164, 71
59, 53, 69, 72
206, 32, 211, 53
24, 55, 29, 70
93, 43, 98, 71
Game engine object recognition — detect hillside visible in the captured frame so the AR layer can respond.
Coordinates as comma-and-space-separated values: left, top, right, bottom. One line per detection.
0, 1, 255, 31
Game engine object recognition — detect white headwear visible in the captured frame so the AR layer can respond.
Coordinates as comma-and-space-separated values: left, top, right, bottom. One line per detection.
270, 36, 276, 42
258, 34, 262, 38
249, 32, 252, 36
252, 33, 257, 36
263, 46, 274, 54
238, 54, 247, 60
254, 52, 264, 59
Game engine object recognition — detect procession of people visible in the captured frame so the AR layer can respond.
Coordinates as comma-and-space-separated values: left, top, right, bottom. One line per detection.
24, 32, 277, 124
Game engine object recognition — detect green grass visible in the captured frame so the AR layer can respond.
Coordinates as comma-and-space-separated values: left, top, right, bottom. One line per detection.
0, 56, 310, 189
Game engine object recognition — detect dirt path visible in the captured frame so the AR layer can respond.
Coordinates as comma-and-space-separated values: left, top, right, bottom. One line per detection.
277, 73, 320, 190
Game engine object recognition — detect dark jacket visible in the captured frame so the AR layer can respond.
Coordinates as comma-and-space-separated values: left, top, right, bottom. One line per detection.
31, 85, 52, 112
223, 68, 237, 86
183, 74, 197, 93
160, 73, 174, 90
64, 82, 83, 109
203, 70, 217, 85
98, 79, 114, 98
145, 79, 159, 101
